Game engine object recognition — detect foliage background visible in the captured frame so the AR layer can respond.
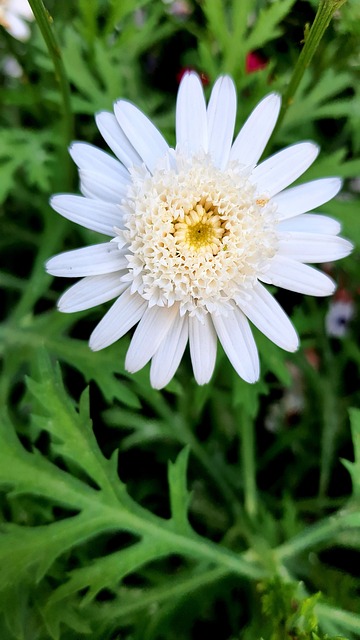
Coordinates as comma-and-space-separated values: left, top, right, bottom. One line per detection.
1, 0, 360, 638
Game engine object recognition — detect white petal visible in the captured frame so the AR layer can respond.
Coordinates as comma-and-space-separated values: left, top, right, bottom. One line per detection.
95, 112, 141, 168
114, 101, 169, 174
69, 142, 129, 181
277, 232, 352, 263
230, 93, 281, 167
150, 314, 188, 389
50, 195, 122, 236
212, 309, 259, 383
9, 0, 34, 19
252, 142, 319, 196
236, 282, 299, 352
272, 177, 342, 220
207, 75, 237, 170
176, 71, 208, 156
89, 289, 147, 351
46, 243, 127, 277
188, 314, 217, 385
260, 256, 336, 296
277, 214, 341, 235
79, 169, 128, 203
58, 273, 128, 313
125, 304, 179, 373
6, 14, 31, 40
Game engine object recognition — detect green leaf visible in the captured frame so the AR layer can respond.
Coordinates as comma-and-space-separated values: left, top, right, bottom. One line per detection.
26, 351, 125, 498
244, 0, 296, 52
0, 512, 112, 591
282, 69, 354, 130
46, 538, 170, 609
342, 408, 360, 497
168, 447, 192, 533
0, 128, 54, 202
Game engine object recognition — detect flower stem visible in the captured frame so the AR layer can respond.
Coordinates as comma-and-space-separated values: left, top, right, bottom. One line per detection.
28, 0, 74, 155
275, 0, 347, 132
238, 407, 258, 520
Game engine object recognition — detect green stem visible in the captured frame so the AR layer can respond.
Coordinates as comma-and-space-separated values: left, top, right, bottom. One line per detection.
238, 407, 258, 520
317, 603, 360, 635
96, 566, 228, 625
276, 0, 347, 133
276, 510, 360, 561
28, 0, 74, 170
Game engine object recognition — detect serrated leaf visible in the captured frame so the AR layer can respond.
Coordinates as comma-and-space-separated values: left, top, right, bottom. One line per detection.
26, 352, 125, 497
47, 538, 171, 608
0, 128, 54, 201
245, 0, 296, 52
0, 411, 89, 508
47, 334, 141, 409
282, 69, 354, 130
0, 512, 112, 594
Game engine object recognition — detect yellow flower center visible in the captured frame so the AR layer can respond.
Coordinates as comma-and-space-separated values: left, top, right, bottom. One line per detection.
173, 199, 226, 255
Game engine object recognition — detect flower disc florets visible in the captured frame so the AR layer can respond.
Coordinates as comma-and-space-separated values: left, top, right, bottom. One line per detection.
119, 153, 278, 318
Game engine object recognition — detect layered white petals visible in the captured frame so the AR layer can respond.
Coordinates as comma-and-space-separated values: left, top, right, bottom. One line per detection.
58, 273, 128, 313
277, 214, 341, 235
176, 71, 207, 156
46, 243, 127, 277
79, 169, 128, 203
236, 282, 299, 352
260, 256, 336, 296
90, 289, 147, 351
272, 177, 342, 220
114, 100, 169, 174
277, 232, 352, 263
70, 143, 129, 203
189, 315, 217, 385
95, 112, 141, 168
207, 76, 237, 170
230, 93, 281, 167
125, 303, 179, 373
253, 142, 319, 196
69, 142, 129, 181
150, 314, 188, 389
213, 308, 259, 383
50, 195, 122, 236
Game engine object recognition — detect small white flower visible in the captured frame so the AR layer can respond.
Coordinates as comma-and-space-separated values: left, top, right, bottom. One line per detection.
2, 54, 23, 77
0, 0, 34, 41
325, 299, 354, 337
46, 72, 352, 389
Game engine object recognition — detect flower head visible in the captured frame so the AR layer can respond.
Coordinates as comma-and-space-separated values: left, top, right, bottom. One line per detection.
0, 0, 34, 41
46, 72, 352, 388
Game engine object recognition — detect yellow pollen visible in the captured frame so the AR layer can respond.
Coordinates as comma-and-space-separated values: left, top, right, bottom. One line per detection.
256, 197, 269, 207
173, 201, 226, 255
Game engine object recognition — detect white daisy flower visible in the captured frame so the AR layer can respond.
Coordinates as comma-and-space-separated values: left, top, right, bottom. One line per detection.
0, 0, 34, 41
46, 72, 352, 389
